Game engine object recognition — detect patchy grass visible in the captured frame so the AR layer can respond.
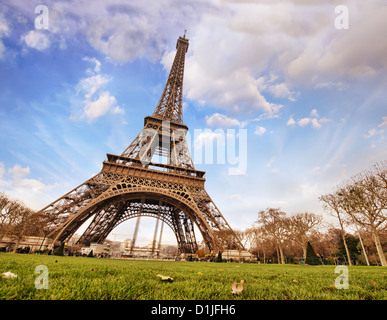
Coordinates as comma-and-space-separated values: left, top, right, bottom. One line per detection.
0, 253, 386, 300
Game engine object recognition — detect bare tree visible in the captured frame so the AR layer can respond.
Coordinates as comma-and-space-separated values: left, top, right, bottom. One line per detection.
288, 212, 323, 260
257, 208, 289, 264
0, 194, 24, 241
235, 230, 250, 249
212, 229, 241, 251
319, 193, 353, 266
337, 176, 387, 266
11, 205, 35, 252
0, 193, 46, 251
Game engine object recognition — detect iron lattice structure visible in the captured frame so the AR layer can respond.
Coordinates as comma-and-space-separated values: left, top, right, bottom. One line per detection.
39, 35, 243, 254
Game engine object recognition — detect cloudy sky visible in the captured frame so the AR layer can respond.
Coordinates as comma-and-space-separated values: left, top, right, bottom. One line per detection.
0, 0, 386, 245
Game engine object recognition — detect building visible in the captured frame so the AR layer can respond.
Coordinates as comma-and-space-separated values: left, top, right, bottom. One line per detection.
221, 249, 255, 262
0, 236, 51, 252
81, 242, 111, 256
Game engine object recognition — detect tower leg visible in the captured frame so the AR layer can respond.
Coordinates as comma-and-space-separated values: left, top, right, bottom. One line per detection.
158, 220, 164, 258
151, 203, 161, 257
130, 199, 144, 255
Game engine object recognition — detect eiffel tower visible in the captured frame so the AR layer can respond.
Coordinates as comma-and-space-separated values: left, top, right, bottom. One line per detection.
39, 34, 243, 255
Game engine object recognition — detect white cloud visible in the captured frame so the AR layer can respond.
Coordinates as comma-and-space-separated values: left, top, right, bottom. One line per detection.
184, 57, 283, 118
77, 74, 110, 99
289, 108, 328, 130
73, 57, 124, 121
8, 164, 30, 180
78, 1, 213, 63
83, 56, 101, 74
0, 14, 9, 59
310, 109, 319, 118
112, 106, 125, 115
364, 128, 384, 139
254, 126, 266, 136
311, 118, 322, 129
268, 82, 296, 101
0, 163, 56, 208
363, 116, 387, 138
0, 162, 5, 178
298, 117, 310, 127
287, 115, 296, 126
364, 128, 378, 139
84, 91, 118, 119
8, 0, 387, 87
181, 0, 387, 119
206, 113, 241, 128
378, 116, 387, 128
21, 30, 50, 51
283, 2, 387, 84
9, 0, 384, 123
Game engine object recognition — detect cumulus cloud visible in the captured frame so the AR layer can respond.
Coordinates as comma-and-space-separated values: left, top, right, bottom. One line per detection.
181, 0, 387, 120
5, 0, 387, 123
184, 58, 283, 117
21, 30, 50, 51
0, 162, 60, 210
8, 164, 30, 180
282, 2, 387, 83
268, 82, 296, 101
83, 91, 118, 120
287, 115, 296, 126
298, 118, 311, 128
44, 0, 214, 63
206, 113, 241, 128
77, 74, 111, 100
73, 57, 124, 121
287, 108, 329, 129
83, 56, 101, 74
6, 1, 387, 83
254, 126, 266, 136
0, 162, 56, 201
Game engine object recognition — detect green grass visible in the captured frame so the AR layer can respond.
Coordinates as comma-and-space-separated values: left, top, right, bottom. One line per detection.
0, 253, 386, 300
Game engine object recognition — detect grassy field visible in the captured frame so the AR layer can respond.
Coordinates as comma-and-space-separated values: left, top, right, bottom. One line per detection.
0, 253, 386, 300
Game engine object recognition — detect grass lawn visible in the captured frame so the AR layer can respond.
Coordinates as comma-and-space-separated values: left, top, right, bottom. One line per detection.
0, 253, 386, 300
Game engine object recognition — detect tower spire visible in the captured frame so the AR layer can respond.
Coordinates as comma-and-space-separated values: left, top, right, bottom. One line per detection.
152, 34, 189, 124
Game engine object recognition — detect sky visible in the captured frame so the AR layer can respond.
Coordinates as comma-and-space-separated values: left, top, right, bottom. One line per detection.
0, 0, 386, 246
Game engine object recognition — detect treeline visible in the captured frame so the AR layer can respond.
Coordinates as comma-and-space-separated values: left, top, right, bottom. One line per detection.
239, 160, 387, 266
241, 210, 323, 264
319, 160, 387, 266
0, 192, 47, 252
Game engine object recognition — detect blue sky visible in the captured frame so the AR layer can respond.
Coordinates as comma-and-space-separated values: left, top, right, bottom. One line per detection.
0, 0, 386, 245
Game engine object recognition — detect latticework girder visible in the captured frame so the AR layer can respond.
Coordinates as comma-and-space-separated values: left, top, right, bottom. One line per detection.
37, 34, 243, 254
